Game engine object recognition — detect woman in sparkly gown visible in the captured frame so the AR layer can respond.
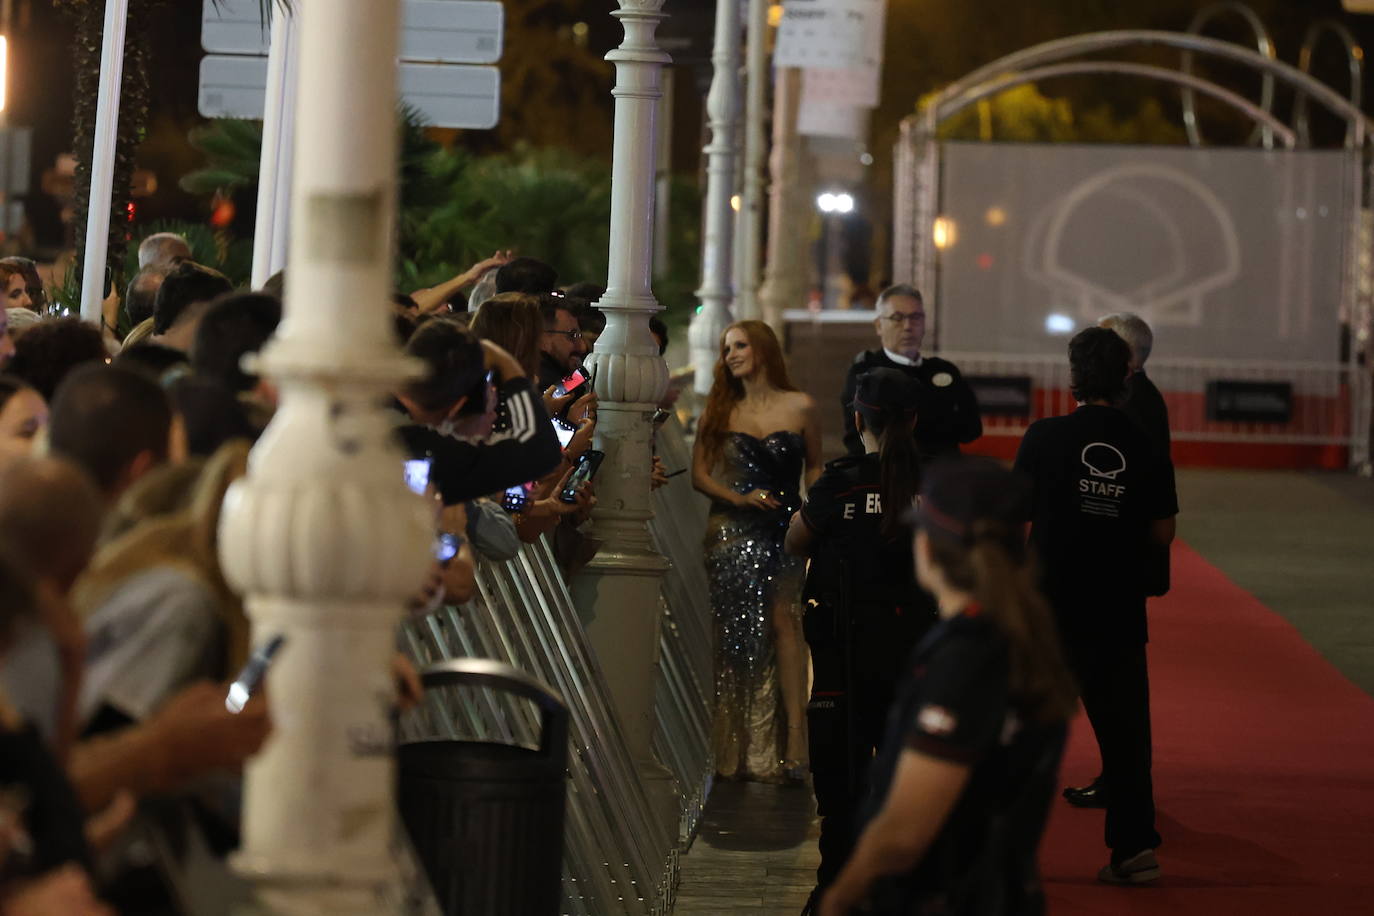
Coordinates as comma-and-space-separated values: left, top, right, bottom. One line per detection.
692, 321, 822, 781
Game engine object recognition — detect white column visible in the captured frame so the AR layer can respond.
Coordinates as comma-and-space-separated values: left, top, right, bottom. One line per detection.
758, 66, 807, 330
79, 0, 129, 324
250, 7, 301, 289
735, 0, 770, 320
218, 1, 433, 912
652, 66, 675, 281
687, 0, 742, 394
573, 0, 678, 850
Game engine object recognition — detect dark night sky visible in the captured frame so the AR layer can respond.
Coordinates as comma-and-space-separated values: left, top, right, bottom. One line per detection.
11, 1, 1374, 252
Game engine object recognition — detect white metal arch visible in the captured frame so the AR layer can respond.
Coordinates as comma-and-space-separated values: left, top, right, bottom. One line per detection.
928, 30, 1373, 145
1295, 19, 1365, 149
936, 61, 1297, 150
1181, 1, 1278, 149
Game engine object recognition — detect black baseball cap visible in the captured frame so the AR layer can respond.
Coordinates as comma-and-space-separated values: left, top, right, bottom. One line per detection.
850, 367, 930, 423
907, 456, 1031, 543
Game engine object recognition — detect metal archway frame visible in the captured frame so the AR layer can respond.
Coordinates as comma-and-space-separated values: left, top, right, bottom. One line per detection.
1181, 2, 1278, 149
1295, 19, 1365, 149
938, 62, 1297, 150
893, 29, 1374, 469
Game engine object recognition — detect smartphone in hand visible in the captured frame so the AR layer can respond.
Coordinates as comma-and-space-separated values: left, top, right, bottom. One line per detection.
559, 449, 605, 504
226, 635, 286, 713
553, 366, 592, 400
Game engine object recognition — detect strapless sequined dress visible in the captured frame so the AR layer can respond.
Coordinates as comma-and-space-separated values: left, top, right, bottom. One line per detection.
703, 430, 806, 781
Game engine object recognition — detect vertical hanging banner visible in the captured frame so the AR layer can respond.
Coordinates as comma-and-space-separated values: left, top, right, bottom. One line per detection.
778, 0, 887, 138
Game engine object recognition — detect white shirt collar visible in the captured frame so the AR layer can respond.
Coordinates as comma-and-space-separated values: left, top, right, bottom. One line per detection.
883, 348, 923, 368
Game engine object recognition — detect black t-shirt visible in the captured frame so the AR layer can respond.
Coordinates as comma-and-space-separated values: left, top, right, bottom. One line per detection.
1013, 405, 1178, 646
395, 376, 562, 506
863, 611, 1066, 916
841, 350, 983, 459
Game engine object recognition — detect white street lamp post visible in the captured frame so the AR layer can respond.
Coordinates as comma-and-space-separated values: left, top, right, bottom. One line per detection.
217, 0, 434, 911
78, 0, 129, 324
758, 66, 808, 329
735, 0, 770, 320
573, 0, 679, 852
249, 5, 300, 289
688, 0, 742, 394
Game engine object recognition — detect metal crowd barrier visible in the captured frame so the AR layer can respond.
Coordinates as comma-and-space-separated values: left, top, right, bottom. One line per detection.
648, 415, 715, 846
398, 414, 716, 915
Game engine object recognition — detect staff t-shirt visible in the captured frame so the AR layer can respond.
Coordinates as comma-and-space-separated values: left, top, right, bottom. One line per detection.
1013, 404, 1178, 646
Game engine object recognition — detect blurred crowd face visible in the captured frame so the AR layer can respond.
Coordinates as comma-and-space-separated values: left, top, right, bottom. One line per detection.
543, 307, 586, 372
0, 388, 48, 447
723, 327, 757, 380
875, 293, 926, 360
4, 273, 33, 311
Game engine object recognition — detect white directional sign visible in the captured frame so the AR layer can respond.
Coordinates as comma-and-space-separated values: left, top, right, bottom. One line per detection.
200, 55, 501, 129
202, 0, 504, 64
775, 0, 885, 72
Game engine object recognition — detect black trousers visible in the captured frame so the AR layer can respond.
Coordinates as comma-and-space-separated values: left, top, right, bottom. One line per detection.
806, 604, 921, 890
1069, 641, 1161, 858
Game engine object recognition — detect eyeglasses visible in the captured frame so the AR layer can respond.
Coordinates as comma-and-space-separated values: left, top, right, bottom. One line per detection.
544, 328, 583, 340
880, 312, 925, 326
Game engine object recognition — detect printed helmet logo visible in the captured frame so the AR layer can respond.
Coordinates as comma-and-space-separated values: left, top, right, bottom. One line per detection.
1081, 442, 1127, 479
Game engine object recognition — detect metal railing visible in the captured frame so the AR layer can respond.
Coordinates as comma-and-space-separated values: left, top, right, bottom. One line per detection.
398, 416, 716, 915
945, 351, 1365, 451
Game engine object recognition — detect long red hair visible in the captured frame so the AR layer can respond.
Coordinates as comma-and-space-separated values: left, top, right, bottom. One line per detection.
697, 320, 797, 469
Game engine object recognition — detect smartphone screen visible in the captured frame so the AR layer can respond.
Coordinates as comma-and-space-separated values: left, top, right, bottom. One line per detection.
553, 367, 591, 398
502, 480, 534, 513
552, 418, 577, 448
560, 449, 605, 503
404, 458, 432, 496
226, 635, 286, 713
433, 532, 462, 563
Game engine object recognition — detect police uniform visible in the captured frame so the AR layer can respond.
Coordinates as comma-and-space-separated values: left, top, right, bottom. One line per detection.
799, 452, 937, 891
861, 608, 1067, 915
840, 349, 983, 460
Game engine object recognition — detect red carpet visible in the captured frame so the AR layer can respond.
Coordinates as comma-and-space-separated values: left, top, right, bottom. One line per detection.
1041, 542, 1374, 914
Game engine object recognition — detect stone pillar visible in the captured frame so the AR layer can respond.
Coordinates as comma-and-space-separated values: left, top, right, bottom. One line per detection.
735, 0, 770, 320
218, 1, 434, 912
758, 66, 808, 331
573, 0, 678, 848
687, 0, 742, 394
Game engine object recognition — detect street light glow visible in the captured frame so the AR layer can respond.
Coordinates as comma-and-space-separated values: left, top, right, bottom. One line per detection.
933, 216, 958, 249
817, 191, 855, 214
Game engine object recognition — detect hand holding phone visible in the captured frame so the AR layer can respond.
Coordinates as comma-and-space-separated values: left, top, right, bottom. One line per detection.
226, 635, 286, 713
553, 366, 592, 399
560, 449, 605, 504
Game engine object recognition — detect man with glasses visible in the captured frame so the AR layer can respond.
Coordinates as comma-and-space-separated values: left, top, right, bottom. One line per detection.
537, 294, 590, 394
841, 284, 982, 461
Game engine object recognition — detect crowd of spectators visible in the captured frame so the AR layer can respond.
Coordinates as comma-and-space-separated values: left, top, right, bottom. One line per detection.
0, 235, 624, 911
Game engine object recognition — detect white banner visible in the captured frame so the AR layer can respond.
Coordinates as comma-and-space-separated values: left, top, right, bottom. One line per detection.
775, 0, 885, 73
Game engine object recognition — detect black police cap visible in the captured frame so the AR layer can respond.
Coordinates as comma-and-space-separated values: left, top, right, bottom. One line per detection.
851, 367, 930, 423
906, 456, 1032, 543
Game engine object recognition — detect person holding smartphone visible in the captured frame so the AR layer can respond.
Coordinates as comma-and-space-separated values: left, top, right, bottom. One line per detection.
394, 319, 562, 506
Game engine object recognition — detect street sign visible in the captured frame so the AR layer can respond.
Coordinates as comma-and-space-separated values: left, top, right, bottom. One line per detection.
202, 0, 504, 64
199, 55, 501, 129
775, 0, 884, 73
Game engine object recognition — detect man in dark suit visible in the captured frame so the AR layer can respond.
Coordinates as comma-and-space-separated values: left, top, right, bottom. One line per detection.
840, 285, 981, 461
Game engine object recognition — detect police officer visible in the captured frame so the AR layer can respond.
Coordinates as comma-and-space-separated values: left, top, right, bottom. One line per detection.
818, 458, 1078, 916
840, 285, 982, 462
785, 368, 939, 909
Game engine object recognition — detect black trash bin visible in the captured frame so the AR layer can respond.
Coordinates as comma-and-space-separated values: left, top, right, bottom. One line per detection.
397, 658, 569, 916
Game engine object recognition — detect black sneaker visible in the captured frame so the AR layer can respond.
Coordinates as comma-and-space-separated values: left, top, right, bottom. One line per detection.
1062, 777, 1108, 808
1098, 849, 1161, 885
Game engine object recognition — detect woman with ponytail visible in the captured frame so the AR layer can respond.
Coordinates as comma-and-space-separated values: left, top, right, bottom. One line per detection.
785, 367, 940, 904
819, 458, 1077, 916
